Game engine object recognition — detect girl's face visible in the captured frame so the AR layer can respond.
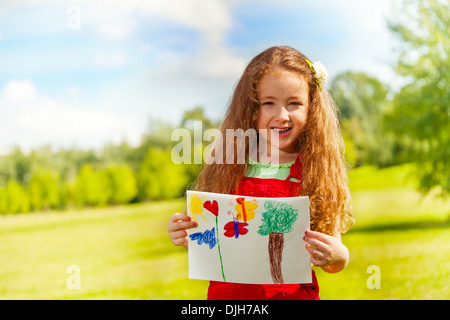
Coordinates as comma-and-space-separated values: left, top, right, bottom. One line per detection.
256, 69, 309, 161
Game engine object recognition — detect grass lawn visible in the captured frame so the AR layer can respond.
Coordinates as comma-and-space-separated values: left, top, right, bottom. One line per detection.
0, 164, 448, 299
0, 201, 204, 299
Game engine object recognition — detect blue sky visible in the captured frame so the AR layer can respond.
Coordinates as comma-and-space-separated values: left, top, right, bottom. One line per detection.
0, 0, 397, 153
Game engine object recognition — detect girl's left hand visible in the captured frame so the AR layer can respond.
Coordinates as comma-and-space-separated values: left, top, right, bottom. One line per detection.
303, 230, 349, 273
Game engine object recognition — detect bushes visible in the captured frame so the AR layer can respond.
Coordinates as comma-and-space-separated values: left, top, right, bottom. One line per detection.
0, 180, 30, 214
74, 164, 109, 207
73, 164, 139, 207
137, 149, 188, 201
29, 167, 61, 211
104, 165, 138, 205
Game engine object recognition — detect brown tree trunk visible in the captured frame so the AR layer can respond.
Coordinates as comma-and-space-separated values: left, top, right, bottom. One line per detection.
268, 232, 284, 284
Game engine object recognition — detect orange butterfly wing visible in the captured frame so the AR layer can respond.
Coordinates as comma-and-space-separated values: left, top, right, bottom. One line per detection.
235, 200, 257, 222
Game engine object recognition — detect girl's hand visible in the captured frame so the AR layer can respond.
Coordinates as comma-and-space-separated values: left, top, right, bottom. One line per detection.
303, 230, 349, 273
168, 213, 197, 249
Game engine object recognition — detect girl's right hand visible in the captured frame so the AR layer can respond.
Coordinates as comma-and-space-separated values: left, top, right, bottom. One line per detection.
168, 213, 197, 249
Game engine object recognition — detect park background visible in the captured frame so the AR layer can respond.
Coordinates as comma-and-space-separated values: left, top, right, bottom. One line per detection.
0, 0, 448, 299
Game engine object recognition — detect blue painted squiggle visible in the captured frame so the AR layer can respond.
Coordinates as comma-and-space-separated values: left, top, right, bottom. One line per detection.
189, 227, 217, 249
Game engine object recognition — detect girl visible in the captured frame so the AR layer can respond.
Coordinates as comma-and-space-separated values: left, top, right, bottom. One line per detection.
168, 46, 354, 300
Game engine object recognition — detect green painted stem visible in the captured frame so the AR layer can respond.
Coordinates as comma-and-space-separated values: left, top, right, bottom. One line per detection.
215, 217, 226, 282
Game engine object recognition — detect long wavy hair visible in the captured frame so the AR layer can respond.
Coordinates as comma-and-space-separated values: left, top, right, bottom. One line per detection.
193, 46, 353, 235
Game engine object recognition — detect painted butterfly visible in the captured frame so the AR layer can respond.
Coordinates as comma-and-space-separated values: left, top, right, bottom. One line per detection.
224, 211, 248, 238
235, 197, 257, 222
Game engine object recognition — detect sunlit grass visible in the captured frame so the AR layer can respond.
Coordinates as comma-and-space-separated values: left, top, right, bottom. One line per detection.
317, 227, 450, 299
0, 201, 207, 299
348, 164, 449, 229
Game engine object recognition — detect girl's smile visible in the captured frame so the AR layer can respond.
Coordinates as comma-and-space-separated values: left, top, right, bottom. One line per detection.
271, 127, 292, 137
257, 69, 309, 163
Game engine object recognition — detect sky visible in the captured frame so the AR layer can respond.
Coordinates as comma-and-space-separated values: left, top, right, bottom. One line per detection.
0, 0, 398, 153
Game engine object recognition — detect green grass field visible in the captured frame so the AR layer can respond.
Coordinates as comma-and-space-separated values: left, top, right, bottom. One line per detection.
0, 164, 449, 299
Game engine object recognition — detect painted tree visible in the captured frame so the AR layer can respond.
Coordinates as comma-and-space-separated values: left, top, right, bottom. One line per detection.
257, 200, 298, 284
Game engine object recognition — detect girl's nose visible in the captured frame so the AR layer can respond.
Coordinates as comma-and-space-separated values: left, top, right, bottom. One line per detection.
275, 105, 290, 122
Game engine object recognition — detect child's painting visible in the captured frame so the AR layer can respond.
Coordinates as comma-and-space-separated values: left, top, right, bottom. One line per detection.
186, 190, 311, 285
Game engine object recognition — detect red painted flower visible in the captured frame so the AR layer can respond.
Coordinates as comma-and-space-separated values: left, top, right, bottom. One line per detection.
203, 200, 219, 216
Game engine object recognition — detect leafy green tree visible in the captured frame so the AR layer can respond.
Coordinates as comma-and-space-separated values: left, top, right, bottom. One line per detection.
330, 71, 390, 166
386, 0, 449, 195
28, 167, 61, 211
137, 148, 188, 200
59, 182, 72, 210
0, 147, 32, 186
54, 147, 100, 183
74, 164, 108, 207
0, 187, 7, 214
5, 180, 30, 213
180, 106, 219, 186
99, 141, 137, 171
181, 106, 219, 129
103, 165, 137, 205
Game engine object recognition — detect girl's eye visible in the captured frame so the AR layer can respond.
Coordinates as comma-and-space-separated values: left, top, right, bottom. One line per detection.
261, 101, 274, 106
290, 102, 302, 106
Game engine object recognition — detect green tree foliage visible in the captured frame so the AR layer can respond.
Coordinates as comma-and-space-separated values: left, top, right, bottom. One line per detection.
0, 147, 32, 186
137, 149, 188, 200
386, 0, 449, 195
29, 167, 61, 211
5, 180, 30, 213
258, 200, 299, 235
330, 71, 390, 166
103, 165, 137, 205
179, 106, 219, 186
74, 164, 109, 207
181, 105, 219, 129
0, 187, 7, 213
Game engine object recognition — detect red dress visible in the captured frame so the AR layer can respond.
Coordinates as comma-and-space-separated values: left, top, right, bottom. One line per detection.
207, 157, 320, 300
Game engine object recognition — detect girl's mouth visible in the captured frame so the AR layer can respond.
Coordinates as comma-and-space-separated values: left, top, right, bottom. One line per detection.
271, 127, 292, 137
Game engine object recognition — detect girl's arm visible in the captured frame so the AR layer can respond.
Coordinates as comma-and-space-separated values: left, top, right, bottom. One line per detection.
303, 230, 349, 273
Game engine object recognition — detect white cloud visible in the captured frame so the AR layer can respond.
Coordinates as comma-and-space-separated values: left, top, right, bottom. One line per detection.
82, 3, 137, 42
66, 85, 83, 98
94, 51, 128, 69
0, 79, 144, 151
81, 0, 243, 77
58, 0, 231, 45
1, 79, 37, 105
136, 0, 232, 45
191, 45, 247, 78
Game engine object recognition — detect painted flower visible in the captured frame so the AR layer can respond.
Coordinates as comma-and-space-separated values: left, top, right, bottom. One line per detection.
203, 200, 219, 216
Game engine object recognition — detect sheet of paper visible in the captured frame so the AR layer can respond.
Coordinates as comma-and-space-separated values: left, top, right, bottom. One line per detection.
186, 190, 311, 285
